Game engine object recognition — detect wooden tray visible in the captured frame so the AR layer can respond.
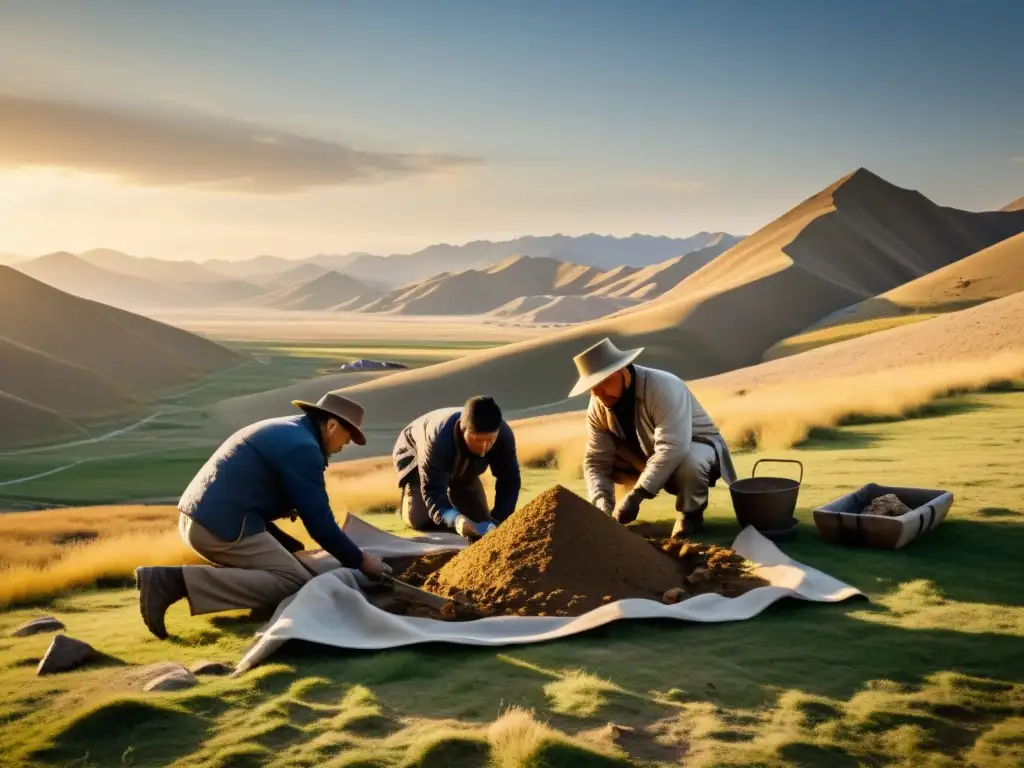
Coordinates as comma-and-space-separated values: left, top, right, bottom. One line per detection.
812, 483, 953, 550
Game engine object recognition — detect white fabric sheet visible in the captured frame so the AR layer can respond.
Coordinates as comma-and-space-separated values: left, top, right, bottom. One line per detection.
234, 515, 863, 673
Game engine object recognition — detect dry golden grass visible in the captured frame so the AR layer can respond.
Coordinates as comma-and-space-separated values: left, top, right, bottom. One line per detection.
697, 351, 1024, 450
0, 529, 202, 607
1, 351, 1020, 609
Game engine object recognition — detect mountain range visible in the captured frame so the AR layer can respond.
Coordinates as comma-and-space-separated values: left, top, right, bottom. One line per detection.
9, 232, 743, 317
261, 166, 1024, 455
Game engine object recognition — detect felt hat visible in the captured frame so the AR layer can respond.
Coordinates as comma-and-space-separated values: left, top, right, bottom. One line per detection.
568, 337, 644, 398
292, 391, 367, 446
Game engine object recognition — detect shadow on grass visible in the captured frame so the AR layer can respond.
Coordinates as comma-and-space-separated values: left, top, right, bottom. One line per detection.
28, 697, 212, 767
779, 517, 1024, 606
795, 427, 884, 451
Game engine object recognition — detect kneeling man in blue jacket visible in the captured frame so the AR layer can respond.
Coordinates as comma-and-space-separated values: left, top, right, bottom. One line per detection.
392, 396, 521, 540
135, 391, 391, 640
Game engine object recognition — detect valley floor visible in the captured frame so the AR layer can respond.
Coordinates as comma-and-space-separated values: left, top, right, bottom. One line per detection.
0, 390, 1022, 766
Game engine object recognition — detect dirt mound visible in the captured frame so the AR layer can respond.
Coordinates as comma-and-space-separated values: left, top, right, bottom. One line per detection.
422, 485, 690, 616
380, 486, 767, 620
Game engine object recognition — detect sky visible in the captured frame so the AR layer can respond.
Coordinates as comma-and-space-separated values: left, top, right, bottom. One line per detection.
0, 0, 1021, 261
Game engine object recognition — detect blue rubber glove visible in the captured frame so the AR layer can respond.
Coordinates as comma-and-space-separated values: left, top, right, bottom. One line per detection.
479, 520, 497, 536
439, 508, 461, 529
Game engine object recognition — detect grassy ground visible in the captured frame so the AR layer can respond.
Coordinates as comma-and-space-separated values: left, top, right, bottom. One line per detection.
1, 390, 1022, 766
0, 339, 502, 510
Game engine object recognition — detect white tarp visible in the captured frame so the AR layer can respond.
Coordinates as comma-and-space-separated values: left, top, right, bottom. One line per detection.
234, 515, 864, 674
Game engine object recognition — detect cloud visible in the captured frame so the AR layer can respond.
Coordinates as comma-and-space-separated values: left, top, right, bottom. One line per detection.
632, 177, 705, 195
0, 94, 479, 194
1011, 156, 1024, 164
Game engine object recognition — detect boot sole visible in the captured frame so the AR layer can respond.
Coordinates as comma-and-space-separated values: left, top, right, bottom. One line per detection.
135, 567, 169, 640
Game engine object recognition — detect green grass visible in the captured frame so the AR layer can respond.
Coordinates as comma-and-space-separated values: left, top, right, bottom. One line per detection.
1, 391, 1023, 766
0, 339, 503, 510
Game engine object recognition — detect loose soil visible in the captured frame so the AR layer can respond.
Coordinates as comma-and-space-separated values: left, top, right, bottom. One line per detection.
379, 485, 767, 620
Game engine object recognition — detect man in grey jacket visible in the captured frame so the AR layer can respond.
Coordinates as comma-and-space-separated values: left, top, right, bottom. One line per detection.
569, 338, 737, 537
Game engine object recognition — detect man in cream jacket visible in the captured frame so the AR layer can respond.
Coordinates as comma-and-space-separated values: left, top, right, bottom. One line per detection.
569, 338, 737, 537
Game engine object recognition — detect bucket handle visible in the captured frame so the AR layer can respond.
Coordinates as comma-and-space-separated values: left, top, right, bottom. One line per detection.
751, 458, 803, 485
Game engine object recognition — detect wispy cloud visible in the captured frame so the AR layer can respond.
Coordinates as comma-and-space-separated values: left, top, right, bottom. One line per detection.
0, 94, 479, 194
1010, 156, 1024, 164
632, 177, 706, 195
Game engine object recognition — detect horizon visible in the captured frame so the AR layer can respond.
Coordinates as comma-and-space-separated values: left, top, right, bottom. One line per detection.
1, 1, 1022, 261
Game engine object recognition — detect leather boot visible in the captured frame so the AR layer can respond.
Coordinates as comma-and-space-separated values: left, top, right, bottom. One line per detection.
135, 566, 187, 640
671, 513, 705, 539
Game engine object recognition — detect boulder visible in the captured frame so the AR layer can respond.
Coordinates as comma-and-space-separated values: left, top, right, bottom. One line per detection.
190, 660, 234, 676
36, 634, 96, 675
143, 667, 199, 692
12, 616, 66, 637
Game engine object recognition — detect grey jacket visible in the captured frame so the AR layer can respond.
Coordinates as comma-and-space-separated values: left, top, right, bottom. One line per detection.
583, 365, 737, 506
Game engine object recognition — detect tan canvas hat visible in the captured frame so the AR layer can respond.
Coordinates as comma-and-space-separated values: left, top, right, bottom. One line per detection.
292, 391, 367, 446
568, 337, 644, 398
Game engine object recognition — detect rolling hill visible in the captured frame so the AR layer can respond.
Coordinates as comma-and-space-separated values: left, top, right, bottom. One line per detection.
356, 248, 728, 319
1004, 196, 1024, 212
338, 232, 742, 287
489, 295, 638, 324
80, 248, 267, 305
14, 252, 189, 309
18, 251, 268, 309
762, 231, 1024, 360
358, 255, 607, 315
300, 167, 1024, 441
0, 267, 246, 447
262, 263, 335, 289
698, 288, 1024, 393
251, 271, 382, 311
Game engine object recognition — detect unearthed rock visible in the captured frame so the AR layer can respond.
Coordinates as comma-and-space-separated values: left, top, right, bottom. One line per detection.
12, 616, 66, 637
654, 539, 768, 597
36, 634, 96, 675
863, 493, 913, 517
424, 485, 683, 616
662, 588, 686, 605
144, 667, 199, 692
190, 660, 234, 676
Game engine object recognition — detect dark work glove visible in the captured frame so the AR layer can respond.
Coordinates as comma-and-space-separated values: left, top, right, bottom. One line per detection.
613, 487, 653, 525
267, 520, 305, 553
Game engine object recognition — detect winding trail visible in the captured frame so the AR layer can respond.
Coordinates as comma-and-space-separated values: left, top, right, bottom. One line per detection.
0, 461, 85, 487
0, 411, 168, 458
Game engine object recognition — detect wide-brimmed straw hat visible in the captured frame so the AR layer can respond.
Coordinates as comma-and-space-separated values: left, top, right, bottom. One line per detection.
568, 337, 644, 398
292, 391, 367, 446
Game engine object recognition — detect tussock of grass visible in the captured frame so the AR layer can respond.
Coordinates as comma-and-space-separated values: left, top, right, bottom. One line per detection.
544, 670, 622, 717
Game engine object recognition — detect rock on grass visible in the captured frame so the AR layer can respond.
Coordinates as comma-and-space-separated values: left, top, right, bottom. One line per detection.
12, 616, 66, 637
36, 634, 96, 675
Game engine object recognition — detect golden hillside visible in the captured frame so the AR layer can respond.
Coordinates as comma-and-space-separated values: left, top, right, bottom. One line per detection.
764, 231, 1024, 359
318, 168, 1024, 428
698, 288, 1024, 393
0, 267, 246, 447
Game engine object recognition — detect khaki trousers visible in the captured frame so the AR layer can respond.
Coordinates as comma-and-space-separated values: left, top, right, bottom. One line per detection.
399, 475, 490, 531
179, 514, 341, 615
612, 441, 718, 517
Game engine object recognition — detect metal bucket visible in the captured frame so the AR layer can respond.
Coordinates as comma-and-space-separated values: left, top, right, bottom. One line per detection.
730, 458, 804, 536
